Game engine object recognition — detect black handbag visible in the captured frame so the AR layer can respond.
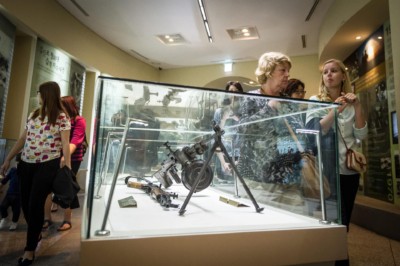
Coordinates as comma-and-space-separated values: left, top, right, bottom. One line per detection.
52, 166, 80, 208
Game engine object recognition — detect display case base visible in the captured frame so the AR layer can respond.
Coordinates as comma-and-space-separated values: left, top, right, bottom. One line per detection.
81, 182, 347, 265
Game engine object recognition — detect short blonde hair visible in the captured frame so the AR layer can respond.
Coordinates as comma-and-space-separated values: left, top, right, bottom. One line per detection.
318, 59, 352, 102
255, 52, 292, 85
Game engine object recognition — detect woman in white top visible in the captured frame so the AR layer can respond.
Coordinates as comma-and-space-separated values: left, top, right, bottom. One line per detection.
0, 81, 71, 265
306, 59, 367, 234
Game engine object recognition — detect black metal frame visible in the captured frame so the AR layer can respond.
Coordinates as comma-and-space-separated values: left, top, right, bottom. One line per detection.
179, 123, 264, 215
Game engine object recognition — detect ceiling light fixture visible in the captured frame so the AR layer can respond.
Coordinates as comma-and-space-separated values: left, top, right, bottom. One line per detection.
197, 0, 213, 43
305, 0, 320, 21
156, 34, 187, 45
226, 26, 259, 40
224, 62, 232, 72
70, 0, 89, 17
356, 36, 362, 40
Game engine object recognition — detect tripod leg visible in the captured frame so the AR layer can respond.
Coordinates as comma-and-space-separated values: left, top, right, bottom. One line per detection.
219, 143, 264, 213
179, 142, 219, 215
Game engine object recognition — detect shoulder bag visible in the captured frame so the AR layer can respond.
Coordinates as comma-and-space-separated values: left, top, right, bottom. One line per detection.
339, 129, 367, 173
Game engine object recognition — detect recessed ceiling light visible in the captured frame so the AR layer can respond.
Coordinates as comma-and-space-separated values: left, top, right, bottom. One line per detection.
227, 26, 259, 41
156, 34, 187, 45
356, 36, 362, 40
224, 62, 232, 72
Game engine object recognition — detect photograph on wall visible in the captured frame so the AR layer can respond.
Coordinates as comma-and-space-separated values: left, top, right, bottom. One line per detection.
345, 24, 394, 203
28, 39, 86, 115
345, 26, 385, 84
0, 14, 16, 137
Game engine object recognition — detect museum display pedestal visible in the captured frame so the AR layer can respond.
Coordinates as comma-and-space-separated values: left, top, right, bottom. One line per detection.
80, 184, 347, 266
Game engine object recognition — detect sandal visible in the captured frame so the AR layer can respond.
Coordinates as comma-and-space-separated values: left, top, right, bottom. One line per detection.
42, 219, 53, 230
57, 221, 72, 231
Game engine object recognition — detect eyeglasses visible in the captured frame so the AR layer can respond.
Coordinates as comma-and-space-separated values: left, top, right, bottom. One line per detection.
294, 90, 306, 95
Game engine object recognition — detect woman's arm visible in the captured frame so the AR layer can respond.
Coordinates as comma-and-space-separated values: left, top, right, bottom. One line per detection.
0, 129, 27, 175
216, 152, 231, 173
61, 130, 71, 168
318, 109, 336, 135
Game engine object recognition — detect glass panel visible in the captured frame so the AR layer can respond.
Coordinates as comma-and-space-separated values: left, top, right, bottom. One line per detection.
85, 77, 340, 239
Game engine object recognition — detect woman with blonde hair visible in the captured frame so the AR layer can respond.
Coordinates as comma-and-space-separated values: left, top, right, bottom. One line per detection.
238, 52, 305, 199
253, 51, 292, 96
306, 59, 367, 266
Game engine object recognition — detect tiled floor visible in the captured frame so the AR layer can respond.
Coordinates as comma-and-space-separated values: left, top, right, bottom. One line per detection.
0, 193, 399, 266
0, 195, 82, 266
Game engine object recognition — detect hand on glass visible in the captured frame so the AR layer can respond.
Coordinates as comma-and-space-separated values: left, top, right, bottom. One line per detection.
341, 92, 358, 104
268, 100, 281, 110
336, 92, 358, 112
222, 162, 232, 173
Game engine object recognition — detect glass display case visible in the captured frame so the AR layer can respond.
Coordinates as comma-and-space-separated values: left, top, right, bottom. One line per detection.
81, 76, 345, 265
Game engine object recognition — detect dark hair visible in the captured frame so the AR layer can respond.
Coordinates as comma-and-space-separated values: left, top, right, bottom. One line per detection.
61, 95, 80, 119
225, 81, 244, 92
32, 81, 67, 126
282, 78, 305, 96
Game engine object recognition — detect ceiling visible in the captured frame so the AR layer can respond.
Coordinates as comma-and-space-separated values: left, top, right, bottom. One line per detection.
55, 0, 336, 70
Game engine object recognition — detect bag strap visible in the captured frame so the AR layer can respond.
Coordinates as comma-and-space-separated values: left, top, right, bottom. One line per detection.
283, 118, 305, 153
337, 128, 350, 151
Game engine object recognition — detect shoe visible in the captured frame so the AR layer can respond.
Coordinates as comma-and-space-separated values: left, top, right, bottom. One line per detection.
57, 221, 72, 231
42, 219, 53, 230
9, 222, 18, 231
0, 218, 8, 229
18, 255, 35, 265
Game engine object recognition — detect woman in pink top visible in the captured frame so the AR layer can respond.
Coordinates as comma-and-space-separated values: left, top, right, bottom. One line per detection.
0, 81, 71, 265
44, 95, 87, 232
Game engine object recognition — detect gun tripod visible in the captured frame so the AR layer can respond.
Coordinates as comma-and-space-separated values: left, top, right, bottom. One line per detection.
179, 123, 264, 215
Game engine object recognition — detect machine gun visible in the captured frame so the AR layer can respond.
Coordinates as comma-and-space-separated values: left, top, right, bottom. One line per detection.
125, 177, 179, 208
152, 144, 182, 188
152, 141, 213, 192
